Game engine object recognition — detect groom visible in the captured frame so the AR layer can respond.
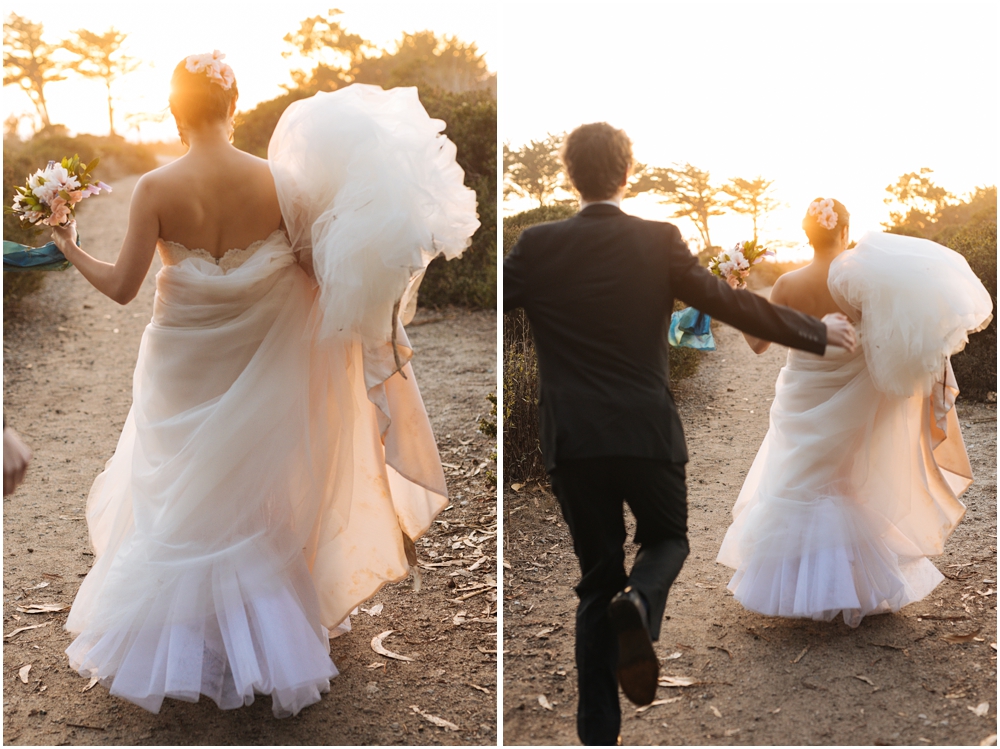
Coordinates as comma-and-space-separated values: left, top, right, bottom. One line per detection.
503, 123, 856, 745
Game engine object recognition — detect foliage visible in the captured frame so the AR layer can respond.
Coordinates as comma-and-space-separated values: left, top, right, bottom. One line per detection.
882, 168, 955, 233
64, 28, 140, 136
722, 176, 782, 243
884, 179, 997, 399
944, 217, 997, 400
478, 392, 497, 487
745, 259, 806, 291
644, 163, 726, 251
282, 10, 494, 95
502, 205, 703, 483
3, 13, 67, 129
503, 133, 565, 206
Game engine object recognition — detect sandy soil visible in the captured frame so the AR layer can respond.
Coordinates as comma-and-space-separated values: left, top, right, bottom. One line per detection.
2, 174, 498, 745
502, 320, 997, 746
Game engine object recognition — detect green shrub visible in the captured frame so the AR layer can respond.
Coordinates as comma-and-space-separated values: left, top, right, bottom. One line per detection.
502, 206, 704, 483
945, 218, 996, 399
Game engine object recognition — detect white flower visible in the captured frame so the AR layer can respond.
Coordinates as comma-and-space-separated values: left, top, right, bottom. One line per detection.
808, 197, 838, 230
185, 50, 235, 90
26, 169, 45, 190
719, 260, 736, 277
32, 180, 60, 204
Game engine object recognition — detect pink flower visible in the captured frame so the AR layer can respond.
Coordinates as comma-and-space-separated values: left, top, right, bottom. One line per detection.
96, 181, 112, 193
44, 196, 71, 226
67, 190, 84, 205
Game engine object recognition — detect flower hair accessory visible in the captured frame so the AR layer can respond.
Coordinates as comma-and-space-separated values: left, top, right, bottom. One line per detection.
806, 198, 838, 230
184, 50, 235, 90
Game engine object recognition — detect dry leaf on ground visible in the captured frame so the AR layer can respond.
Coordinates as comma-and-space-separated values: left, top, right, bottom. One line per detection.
538, 694, 554, 711
635, 696, 682, 713
943, 628, 983, 643
969, 703, 990, 717
360, 603, 383, 616
409, 705, 460, 731
4, 620, 52, 640
710, 705, 723, 718
16, 603, 67, 614
371, 631, 415, 662
18, 665, 31, 683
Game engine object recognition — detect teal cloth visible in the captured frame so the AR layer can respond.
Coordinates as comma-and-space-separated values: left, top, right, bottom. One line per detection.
3, 239, 72, 272
669, 306, 715, 351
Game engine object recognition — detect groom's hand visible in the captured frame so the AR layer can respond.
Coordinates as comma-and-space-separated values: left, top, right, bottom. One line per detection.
822, 313, 856, 354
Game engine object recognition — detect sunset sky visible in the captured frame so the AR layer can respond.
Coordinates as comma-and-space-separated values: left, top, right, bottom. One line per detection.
3, 1, 495, 141
501, 1, 997, 255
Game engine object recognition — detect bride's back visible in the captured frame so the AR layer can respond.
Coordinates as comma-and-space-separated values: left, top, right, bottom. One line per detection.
150, 54, 282, 257
150, 147, 282, 257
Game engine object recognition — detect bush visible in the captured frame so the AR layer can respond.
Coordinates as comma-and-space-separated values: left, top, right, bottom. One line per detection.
746, 260, 807, 290
233, 88, 496, 309
945, 218, 996, 399
502, 206, 704, 483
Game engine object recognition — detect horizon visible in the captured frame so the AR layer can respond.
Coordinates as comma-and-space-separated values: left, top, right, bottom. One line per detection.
500, 1, 997, 256
3, 0, 496, 143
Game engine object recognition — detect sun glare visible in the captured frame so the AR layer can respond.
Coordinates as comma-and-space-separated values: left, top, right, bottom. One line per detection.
501, 1, 997, 257
3, 1, 496, 143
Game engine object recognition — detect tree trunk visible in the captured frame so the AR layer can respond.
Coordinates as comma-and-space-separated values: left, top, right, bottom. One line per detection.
35, 86, 50, 129
106, 80, 115, 136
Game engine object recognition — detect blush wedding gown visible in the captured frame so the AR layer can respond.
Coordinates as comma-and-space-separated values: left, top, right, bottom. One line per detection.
717, 231, 992, 628
64, 85, 479, 716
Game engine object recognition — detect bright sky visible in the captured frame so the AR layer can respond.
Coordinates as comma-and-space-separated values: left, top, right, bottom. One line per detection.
4, 0, 495, 142
501, 1, 998, 257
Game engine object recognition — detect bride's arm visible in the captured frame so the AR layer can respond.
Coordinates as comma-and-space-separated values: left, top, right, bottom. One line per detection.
741, 277, 788, 354
50, 176, 159, 305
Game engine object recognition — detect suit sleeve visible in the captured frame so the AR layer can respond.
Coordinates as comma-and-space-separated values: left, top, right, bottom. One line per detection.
665, 226, 827, 355
503, 230, 530, 312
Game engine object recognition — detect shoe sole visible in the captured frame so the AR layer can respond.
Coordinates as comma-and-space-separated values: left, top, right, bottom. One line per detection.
608, 597, 659, 706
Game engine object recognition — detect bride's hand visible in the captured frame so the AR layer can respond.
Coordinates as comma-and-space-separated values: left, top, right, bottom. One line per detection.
822, 312, 856, 353
51, 220, 78, 253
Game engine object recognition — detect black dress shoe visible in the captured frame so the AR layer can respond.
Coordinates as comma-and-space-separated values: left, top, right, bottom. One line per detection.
608, 587, 658, 706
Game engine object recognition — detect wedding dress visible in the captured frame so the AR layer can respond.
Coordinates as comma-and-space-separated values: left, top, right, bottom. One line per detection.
717, 231, 992, 628
64, 85, 479, 716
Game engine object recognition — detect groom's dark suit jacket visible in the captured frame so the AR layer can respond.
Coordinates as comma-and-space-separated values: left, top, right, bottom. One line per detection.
503, 204, 827, 472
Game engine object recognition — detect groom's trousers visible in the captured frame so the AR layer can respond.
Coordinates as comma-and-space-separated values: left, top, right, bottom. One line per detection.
550, 457, 690, 746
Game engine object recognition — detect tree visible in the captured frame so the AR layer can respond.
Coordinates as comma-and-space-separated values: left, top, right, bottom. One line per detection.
355, 31, 493, 93
64, 28, 140, 136
503, 133, 565, 207
3, 13, 66, 130
882, 168, 955, 234
648, 163, 725, 250
282, 9, 370, 91
723, 176, 782, 243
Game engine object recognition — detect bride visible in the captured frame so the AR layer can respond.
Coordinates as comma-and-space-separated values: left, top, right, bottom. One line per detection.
50, 52, 479, 716
717, 197, 992, 627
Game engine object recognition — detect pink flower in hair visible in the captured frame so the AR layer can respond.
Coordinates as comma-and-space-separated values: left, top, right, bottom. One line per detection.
184, 50, 235, 90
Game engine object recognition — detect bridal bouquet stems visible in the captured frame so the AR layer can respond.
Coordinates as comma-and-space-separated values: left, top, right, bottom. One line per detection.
7, 155, 111, 229
709, 240, 773, 288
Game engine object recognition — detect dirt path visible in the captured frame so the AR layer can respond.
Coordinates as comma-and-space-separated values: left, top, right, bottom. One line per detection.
2, 174, 498, 745
502, 320, 997, 746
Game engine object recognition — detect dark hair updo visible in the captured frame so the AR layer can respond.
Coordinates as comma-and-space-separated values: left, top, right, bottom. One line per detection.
802, 197, 850, 250
168, 57, 238, 134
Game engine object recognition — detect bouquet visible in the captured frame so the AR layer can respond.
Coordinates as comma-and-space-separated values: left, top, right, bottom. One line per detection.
709, 239, 773, 288
8, 155, 110, 228
4, 155, 109, 272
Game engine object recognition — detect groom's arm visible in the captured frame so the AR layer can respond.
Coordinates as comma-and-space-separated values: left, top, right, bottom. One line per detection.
663, 225, 827, 355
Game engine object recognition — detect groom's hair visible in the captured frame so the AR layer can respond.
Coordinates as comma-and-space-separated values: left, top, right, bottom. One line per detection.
562, 123, 633, 202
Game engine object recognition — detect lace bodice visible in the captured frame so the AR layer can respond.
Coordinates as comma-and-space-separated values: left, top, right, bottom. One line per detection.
158, 232, 280, 273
